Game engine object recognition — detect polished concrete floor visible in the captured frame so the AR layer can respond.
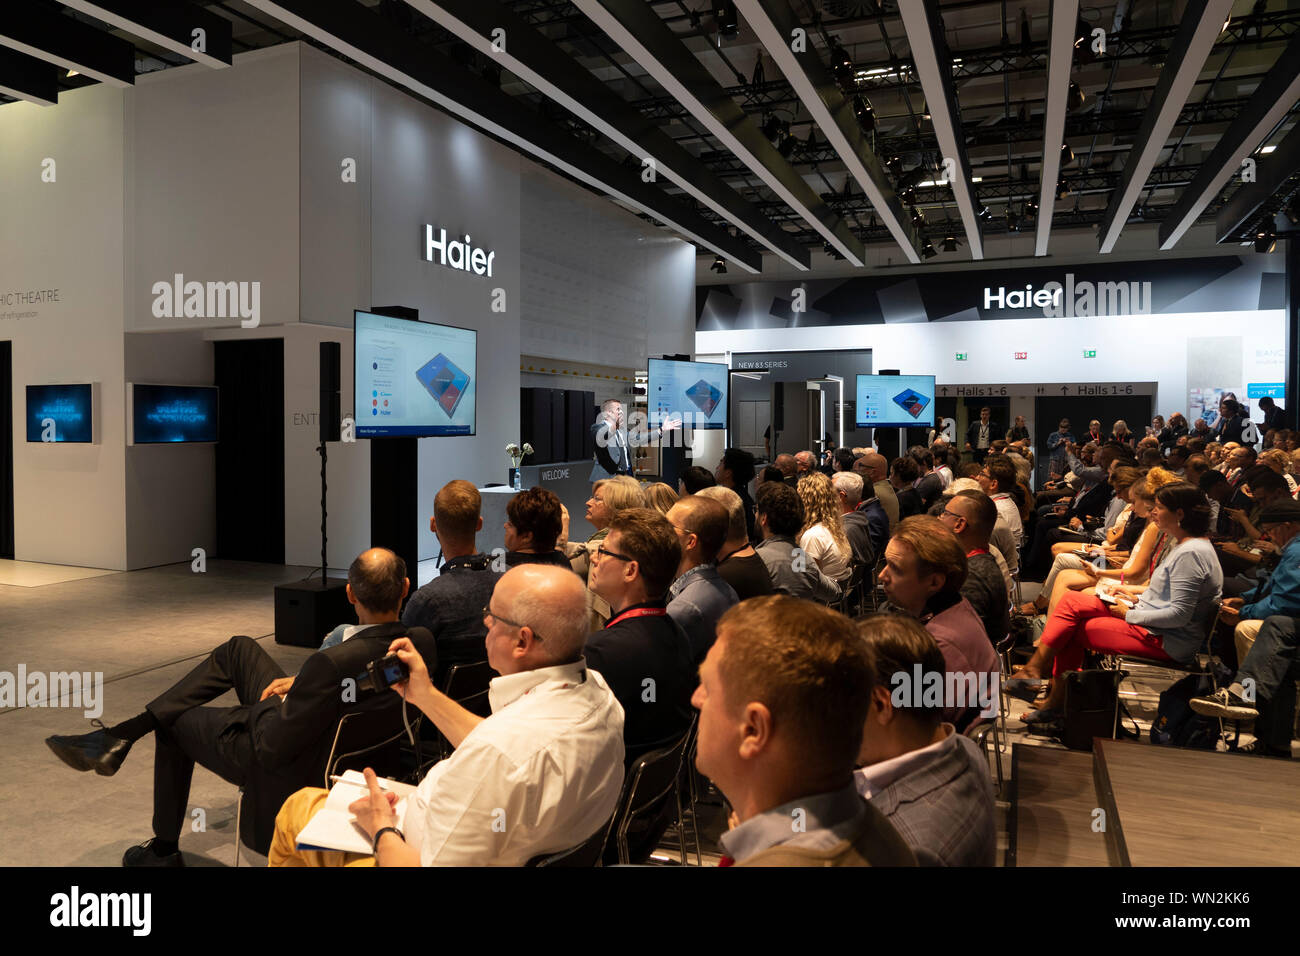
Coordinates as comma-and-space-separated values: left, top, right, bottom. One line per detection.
0, 560, 318, 866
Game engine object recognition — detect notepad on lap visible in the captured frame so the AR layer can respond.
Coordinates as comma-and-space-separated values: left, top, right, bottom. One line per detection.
295, 769, 417, 855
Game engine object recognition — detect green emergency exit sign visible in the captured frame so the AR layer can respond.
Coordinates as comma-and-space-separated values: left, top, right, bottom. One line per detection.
955, 352, 968, 360
1083, 349, 1097, 358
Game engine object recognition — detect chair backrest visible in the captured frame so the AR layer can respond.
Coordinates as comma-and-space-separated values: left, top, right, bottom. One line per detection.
526, 819, 613, 867
444, 660, 495, 717
325, 693, 418, 786
613, 722, 694, 863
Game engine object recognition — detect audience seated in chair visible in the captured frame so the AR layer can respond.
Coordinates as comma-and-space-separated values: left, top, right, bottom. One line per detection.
665, 494, 739, 663
502, 486, 573, 570
268, 565, 625, 866
855, 614, 996, 866
797, 471, 854, 587
1008, 483, 1223, 726
45, 548, 436, 866
696, 485, 775, 601
694, 596, 917, 867
392, 480, 504, 688
937, 490, 1010, 646
875, 516, 1000, 728
854, 449, 900, 532
583, 508, 696, 769
753, 481, 841, 603
834, 470, 886, 567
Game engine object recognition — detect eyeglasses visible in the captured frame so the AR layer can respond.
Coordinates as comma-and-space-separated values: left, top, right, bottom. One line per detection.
941, 508, 964, 522
482, 604, 543, 641
595, 545, 634, 563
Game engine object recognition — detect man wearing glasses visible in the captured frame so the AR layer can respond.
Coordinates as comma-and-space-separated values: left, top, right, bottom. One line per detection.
583, 508, 696, 769
267, 564, 625, 866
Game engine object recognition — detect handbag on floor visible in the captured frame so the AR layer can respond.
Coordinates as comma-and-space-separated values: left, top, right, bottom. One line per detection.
1151, 674, 1219, 750
1061, 668, 1127, 751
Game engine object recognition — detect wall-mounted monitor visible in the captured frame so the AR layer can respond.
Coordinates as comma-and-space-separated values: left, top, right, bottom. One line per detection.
647, 358, 728, 430
354, 310, 477, 438
855, 374, 937, 428
129, 384, 219, 444
26, 384, 94, 443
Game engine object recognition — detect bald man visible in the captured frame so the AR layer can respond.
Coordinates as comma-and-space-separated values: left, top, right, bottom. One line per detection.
854, 450, 900, 532
271, 564, 626, 866
47, 548, 438, 866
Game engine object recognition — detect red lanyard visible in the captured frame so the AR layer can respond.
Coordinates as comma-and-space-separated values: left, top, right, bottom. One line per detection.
966, 548, 990, 558
605, 606, 668, 628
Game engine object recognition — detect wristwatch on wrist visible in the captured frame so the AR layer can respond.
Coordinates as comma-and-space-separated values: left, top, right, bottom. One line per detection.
372, 826, 403, 854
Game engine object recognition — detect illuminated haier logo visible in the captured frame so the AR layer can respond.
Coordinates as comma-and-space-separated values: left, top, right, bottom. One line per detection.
984, 274, 1153, 317
424, 225, 496, 277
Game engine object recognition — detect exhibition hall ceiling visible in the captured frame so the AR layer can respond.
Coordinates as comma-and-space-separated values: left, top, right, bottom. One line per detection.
6, 0, 1300, 271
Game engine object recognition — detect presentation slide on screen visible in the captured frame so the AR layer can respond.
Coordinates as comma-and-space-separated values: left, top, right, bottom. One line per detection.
648, 358, 728, 430
355, 311, 476, 437
855, 374, 937, 428
131, 384, 219, 444
26, 384, 93, 443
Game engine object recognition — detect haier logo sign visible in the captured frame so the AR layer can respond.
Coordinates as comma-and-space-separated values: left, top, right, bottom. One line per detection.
984, 274, 1153, 317
424, 225, 496, 277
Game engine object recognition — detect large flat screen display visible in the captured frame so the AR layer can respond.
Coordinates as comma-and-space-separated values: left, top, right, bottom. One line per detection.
647, 358, 728, 430
855, 374, 937, 428
130, 384, 219, 444
355, 310, 477, 438
26, 384, 93, 443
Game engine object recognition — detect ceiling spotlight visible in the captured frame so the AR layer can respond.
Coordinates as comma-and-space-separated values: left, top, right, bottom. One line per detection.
777, 131, 796, 159
1074, 16, 1095, 64
977, 205, 991, 220
1067, 81, 1087, 113
1222, 14, 1232, 34
831, 42, 854, 88
886, 155, 903, 177
1061, 143, 1076, 166
853, 95, 876, 132
1057, 179, 1071, 200
1006, 209, 1019, 231
910, 206, 925, 226
710, 255, 727, 273
712, 0, 738, 38
920, 97, 931, 121
942, 235, 958, 252
899, 187, 916, 206
1145, 44, 1166, 67
823, 241, 845, 261
1255, 220, 1277, 254
922, 240, 938, 259
761, 114, 781, 143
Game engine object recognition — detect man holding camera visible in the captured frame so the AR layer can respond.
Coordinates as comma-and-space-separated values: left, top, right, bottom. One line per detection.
270, 564, 626, 866
45, 548, 434, 866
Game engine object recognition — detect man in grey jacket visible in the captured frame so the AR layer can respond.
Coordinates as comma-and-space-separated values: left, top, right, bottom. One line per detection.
666, 495, 739, 664
753, 482, 841, 604
855, 615, 996, 866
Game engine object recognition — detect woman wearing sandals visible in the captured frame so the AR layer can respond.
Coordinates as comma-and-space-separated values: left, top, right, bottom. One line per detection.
1005, 483, 1223, 727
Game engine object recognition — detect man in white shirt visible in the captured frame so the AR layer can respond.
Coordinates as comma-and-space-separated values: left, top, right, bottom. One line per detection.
978, 454, 1025, 548
269, 564, 625, 866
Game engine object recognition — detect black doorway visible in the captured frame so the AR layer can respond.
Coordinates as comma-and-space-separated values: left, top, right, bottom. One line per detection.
1033, 393, 1154, 481
215, 339, 285, 563
0, 341, 12, 559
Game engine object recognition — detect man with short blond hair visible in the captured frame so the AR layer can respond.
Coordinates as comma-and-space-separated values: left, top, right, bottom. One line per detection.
693, 596, 916, 867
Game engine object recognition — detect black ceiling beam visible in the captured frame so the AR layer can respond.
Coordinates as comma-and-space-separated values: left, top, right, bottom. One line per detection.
243, 0, 762, 272
0, 46, 59, 105
0, 3, 135, 87
401, 0, 809, 270
1215, 121, 1300, 244
60, 0, 232, 69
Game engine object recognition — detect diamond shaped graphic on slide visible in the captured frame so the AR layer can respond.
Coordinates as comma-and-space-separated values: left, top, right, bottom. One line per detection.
686, 379, 721, 418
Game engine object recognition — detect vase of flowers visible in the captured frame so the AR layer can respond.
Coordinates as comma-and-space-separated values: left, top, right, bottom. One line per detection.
506, 442, 533, 491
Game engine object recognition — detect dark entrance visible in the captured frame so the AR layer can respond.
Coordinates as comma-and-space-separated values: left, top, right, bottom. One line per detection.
215, 339, 285, 563
1033, 393, 1154, 482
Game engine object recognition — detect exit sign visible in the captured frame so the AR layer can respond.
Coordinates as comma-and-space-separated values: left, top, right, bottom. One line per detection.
955, 352, 968, 360
1014, 351, 1028, 360
1083, 349, 1097, 358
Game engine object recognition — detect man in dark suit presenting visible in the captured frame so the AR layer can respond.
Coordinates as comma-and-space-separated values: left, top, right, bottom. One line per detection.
590, 399, 682, 482
964, 407, 999, 465
45, 548, 434, 865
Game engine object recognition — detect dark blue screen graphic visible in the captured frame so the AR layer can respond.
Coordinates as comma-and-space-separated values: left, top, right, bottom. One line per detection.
132, 384, 219, 443
26, 384, 93, 443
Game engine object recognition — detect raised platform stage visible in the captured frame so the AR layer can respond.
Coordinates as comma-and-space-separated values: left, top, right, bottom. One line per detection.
1010, 739, 1300, 866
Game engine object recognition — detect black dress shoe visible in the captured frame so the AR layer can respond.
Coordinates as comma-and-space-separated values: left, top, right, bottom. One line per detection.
123, 839, 184, 868
45, 719, 133, 776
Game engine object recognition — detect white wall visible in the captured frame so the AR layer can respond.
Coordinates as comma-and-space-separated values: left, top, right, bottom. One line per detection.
124, 332, 215, 569
1, 85, 128, 569
697, 309, 1287, 422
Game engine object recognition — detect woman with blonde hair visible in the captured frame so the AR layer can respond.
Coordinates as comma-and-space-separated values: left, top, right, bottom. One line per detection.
1258, 448, 1297, 495
797, 472, 852, 584
643, 482, 679, 516
569, 475, 646, 580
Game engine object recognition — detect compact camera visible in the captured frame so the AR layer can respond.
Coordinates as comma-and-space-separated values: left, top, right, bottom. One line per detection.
360, 653, 410, 693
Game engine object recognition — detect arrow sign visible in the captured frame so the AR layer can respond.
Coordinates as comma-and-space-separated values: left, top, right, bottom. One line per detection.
1061, 385, 1069, 395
